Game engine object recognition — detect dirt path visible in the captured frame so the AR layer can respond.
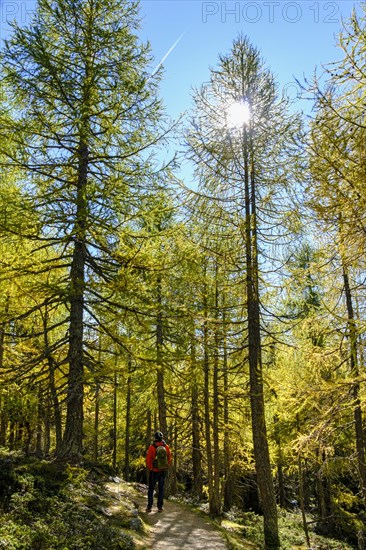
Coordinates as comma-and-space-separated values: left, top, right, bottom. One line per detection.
140, 499, 228, 549
105, 481, 228, 549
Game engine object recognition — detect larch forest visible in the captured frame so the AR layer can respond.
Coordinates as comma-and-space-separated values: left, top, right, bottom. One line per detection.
0, 1, 366, 549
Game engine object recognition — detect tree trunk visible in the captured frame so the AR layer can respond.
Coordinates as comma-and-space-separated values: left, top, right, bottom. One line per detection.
298, 452, 310, 547
297, 416, 310, 546
223, 303, 232, 511
61, 235, 85, 460
15, 423, 23, 450
191, 328, 203, 499
59, 140, 88, 461
146, 409, 152, 483
274, 415, 286, 509
0, 396, 7, 447
113, 368, 118, 470
23, 421, 33, 455
342, 263, 366, 510
245, 126, 279, 548
210, 274, 221, 515
9, 420, 15, 449
124, 355, 132, 481
0, 296, 7, 371
203, 292, 214, 512
93, 339, 102, 462
170, 422, 178, 495
44, 398, 51, 456
48, 356, 62, 455
316, 449, 334, 535
156, 275, 168, 436
93, 381, 100, 462
0, 295, 9, 447
44, 308, 62, 455
36, 388, 43, 457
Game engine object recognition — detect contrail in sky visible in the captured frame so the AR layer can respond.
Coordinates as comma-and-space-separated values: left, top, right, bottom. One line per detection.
151, 28, 189, 77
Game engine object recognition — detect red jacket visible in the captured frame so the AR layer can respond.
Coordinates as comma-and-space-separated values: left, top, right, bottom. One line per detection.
146, 440, 172, 472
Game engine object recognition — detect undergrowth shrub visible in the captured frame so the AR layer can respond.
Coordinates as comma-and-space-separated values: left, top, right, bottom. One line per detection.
0, 451, 135, 550
0, 448, 23, 509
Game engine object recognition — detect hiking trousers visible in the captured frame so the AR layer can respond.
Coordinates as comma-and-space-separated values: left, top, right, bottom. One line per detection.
148, 470, 167, 509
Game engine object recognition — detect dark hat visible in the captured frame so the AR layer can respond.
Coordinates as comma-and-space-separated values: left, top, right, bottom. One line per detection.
154, 431, 163, 441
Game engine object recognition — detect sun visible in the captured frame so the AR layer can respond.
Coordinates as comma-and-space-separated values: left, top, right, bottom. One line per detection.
226, 101, 251, 128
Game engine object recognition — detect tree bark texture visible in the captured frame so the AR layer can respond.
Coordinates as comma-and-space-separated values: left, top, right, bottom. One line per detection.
244, 126, 279, 548
211, 275, 221, 515
223, 306, 232, 511
60, 140, 88, 461
191, 331, 203, 499
156, 275, 168, 437
44, 309, 62, 455
203, 293, 214, 513
0, 295, 9, 447
124, 356, 132, 481
342, 264, 366, 510
113, 369, 118, 470
93, 381, 100, 462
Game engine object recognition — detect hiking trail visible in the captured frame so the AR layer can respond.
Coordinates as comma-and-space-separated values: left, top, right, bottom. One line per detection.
106, 481, 228, 549
140, 498, 228, 549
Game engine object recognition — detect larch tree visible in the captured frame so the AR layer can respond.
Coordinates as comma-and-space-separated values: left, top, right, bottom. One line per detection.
0, 0, 167, 461
305, 7, 366, 511
180, 193, 247, 514
186, 35, 302, 549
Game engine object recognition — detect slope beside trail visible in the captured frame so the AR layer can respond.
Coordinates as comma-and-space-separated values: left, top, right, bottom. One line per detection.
141, 499, 229, 549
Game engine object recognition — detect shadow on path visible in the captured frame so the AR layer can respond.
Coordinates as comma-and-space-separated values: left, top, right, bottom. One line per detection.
140, 499, 228, 549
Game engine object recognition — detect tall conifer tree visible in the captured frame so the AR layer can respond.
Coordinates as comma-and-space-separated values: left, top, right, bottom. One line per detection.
0, 0, 165, 461
186, 35, 301, 549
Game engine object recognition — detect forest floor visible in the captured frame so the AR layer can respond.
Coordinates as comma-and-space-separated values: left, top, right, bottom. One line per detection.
104, 479, 356, 550
106, 480, 231, 549
0, 454, 356, 550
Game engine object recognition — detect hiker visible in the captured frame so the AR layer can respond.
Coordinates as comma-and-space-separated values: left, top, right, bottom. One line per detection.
146, 431, 172, 512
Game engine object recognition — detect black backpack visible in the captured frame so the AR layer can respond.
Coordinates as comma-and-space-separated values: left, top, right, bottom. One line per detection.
153, 442, 168, 470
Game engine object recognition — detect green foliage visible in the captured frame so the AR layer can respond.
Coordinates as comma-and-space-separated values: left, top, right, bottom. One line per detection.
19, 461, 68, 496
220, 508, 357, 549
277, 511, 355, 550
0, 448, 23, 509
2, 495, 135, 549
64, 464, 89, 487
239, 512, 264, 546
0, 455, 135, 550
315, 482, 366, 546
0, 520, 34, 550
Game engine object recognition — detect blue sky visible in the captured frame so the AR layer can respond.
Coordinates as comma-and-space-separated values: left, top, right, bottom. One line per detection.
139, 1, 361, 121
0, 0, 360, 119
